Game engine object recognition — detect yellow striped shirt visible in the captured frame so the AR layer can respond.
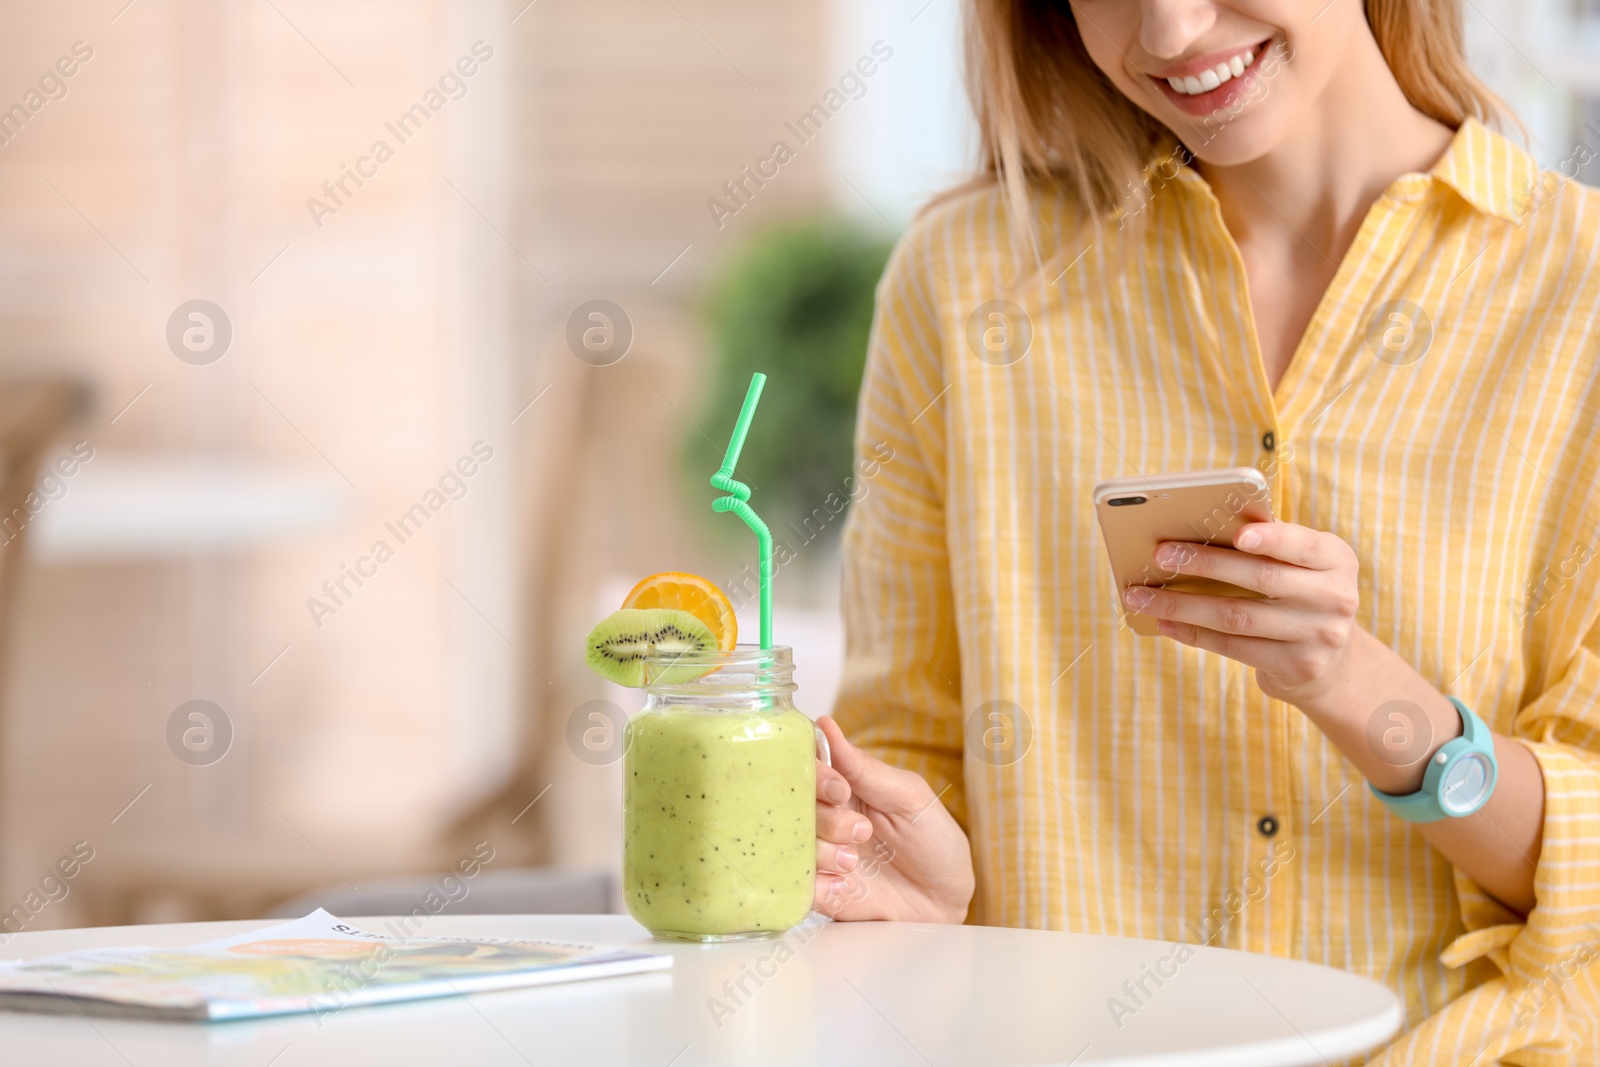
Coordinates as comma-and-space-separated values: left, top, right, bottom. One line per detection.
833, 118, 1600, 1064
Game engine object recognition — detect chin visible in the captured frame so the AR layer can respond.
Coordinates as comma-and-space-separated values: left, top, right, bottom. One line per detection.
1175, 104, 1300, 166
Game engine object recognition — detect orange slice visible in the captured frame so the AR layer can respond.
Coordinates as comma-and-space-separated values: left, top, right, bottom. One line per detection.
622, 572, 737, 651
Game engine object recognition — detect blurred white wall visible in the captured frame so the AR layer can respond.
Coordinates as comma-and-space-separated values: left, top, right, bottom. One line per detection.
1466, 0, 1598, 165
827, 0, 978, 229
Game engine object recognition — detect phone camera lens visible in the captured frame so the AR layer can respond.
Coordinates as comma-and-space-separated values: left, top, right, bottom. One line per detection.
1107, 496, 1148, 507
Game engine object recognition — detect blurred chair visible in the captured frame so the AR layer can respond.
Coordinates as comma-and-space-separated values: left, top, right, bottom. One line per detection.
264, 866, 614, 919
0, 379, 90, 681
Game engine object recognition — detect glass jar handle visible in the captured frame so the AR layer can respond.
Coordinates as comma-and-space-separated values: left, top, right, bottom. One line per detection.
814, 721, 832, 769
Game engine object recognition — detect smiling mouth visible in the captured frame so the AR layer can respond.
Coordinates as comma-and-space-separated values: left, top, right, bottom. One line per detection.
1153, 37, 1275, 98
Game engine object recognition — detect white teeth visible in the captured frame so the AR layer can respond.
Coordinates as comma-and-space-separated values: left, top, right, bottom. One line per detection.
1166, 48, 1257, 95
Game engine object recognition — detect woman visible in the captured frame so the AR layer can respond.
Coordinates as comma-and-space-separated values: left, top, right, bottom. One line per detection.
813, 0, 1600, 1062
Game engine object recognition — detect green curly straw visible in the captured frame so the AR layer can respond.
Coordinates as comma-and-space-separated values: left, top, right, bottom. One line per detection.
711, 372, 772, 650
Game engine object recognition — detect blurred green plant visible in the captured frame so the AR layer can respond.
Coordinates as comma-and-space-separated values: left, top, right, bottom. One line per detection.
691, 218, 894, 557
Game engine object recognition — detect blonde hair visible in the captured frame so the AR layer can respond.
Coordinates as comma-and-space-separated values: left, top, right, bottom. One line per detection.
961, 0, 1509, 248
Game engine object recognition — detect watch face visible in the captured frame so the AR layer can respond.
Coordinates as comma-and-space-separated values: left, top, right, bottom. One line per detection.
1440, 752, 1494, 816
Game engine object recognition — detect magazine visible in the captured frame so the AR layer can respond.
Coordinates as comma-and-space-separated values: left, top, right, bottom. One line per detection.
0, 909, 672, 1021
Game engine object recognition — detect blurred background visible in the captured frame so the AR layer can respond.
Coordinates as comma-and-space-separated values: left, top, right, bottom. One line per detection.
0, 0, 1593, 931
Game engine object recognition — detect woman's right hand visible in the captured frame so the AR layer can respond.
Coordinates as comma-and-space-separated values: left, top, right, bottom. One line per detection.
813, 715, 974, 923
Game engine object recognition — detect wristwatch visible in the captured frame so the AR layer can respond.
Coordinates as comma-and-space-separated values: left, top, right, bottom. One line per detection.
1369, 697, 1498, 823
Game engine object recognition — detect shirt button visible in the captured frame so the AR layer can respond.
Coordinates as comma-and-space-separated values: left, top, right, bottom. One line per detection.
1261, 431, 1276, 452
1257, 815, 1279, 837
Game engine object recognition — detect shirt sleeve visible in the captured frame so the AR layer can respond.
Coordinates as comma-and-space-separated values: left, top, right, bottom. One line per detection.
1381, 558, 1600, 1063
830, 224, 968, 836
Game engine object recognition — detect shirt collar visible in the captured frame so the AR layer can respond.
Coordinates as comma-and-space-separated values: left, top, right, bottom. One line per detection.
1137, 117, 1542, 226
1425, 116, 1542, 224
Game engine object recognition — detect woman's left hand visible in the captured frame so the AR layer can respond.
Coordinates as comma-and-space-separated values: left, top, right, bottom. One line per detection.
1122, 521, 1362, 705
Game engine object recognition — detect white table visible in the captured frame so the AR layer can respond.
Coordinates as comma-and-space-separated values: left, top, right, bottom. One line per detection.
0, 915, 1402, 1066
30, 453, 349, 560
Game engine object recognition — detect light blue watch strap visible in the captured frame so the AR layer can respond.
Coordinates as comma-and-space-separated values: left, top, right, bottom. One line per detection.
1369, 697, 1498, 823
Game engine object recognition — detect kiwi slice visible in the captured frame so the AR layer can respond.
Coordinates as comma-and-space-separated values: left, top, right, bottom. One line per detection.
585, 607, 718, 687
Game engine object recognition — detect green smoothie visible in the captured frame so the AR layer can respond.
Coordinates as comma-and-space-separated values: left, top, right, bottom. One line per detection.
623, 707, 816, 939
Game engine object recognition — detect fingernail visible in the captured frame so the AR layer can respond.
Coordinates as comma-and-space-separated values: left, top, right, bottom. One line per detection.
851, 820, 872, 842
837, 846, 858, 871
1237, 528, 1261, 550
1124, 587, 1154, 610
1155, 544, 1182, 568
822, 779, 848, 804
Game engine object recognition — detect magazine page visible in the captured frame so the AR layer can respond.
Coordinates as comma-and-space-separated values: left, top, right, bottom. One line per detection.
0, 910, 671, 1021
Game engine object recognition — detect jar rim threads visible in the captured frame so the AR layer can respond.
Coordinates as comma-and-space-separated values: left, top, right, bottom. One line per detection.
640, 643, 796, 702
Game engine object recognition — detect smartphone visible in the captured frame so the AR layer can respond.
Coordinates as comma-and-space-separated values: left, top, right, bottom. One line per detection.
1092, 467, 1274, 637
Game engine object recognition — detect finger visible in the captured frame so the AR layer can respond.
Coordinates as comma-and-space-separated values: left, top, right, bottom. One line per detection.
814, 873, 851, 916
816, 868, 872, 917
1234, 522, 1352, 572
817, 838, 858, 875
1125, 586, 1300, 640
1153, 541, 1311, 599
816, 800, 873, 845
1156, 619, 1288, 668
817, 715, 934, 817
816, 761, 851, 806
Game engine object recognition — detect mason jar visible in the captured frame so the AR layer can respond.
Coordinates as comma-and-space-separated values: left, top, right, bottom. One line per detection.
622, 644, 828, 942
